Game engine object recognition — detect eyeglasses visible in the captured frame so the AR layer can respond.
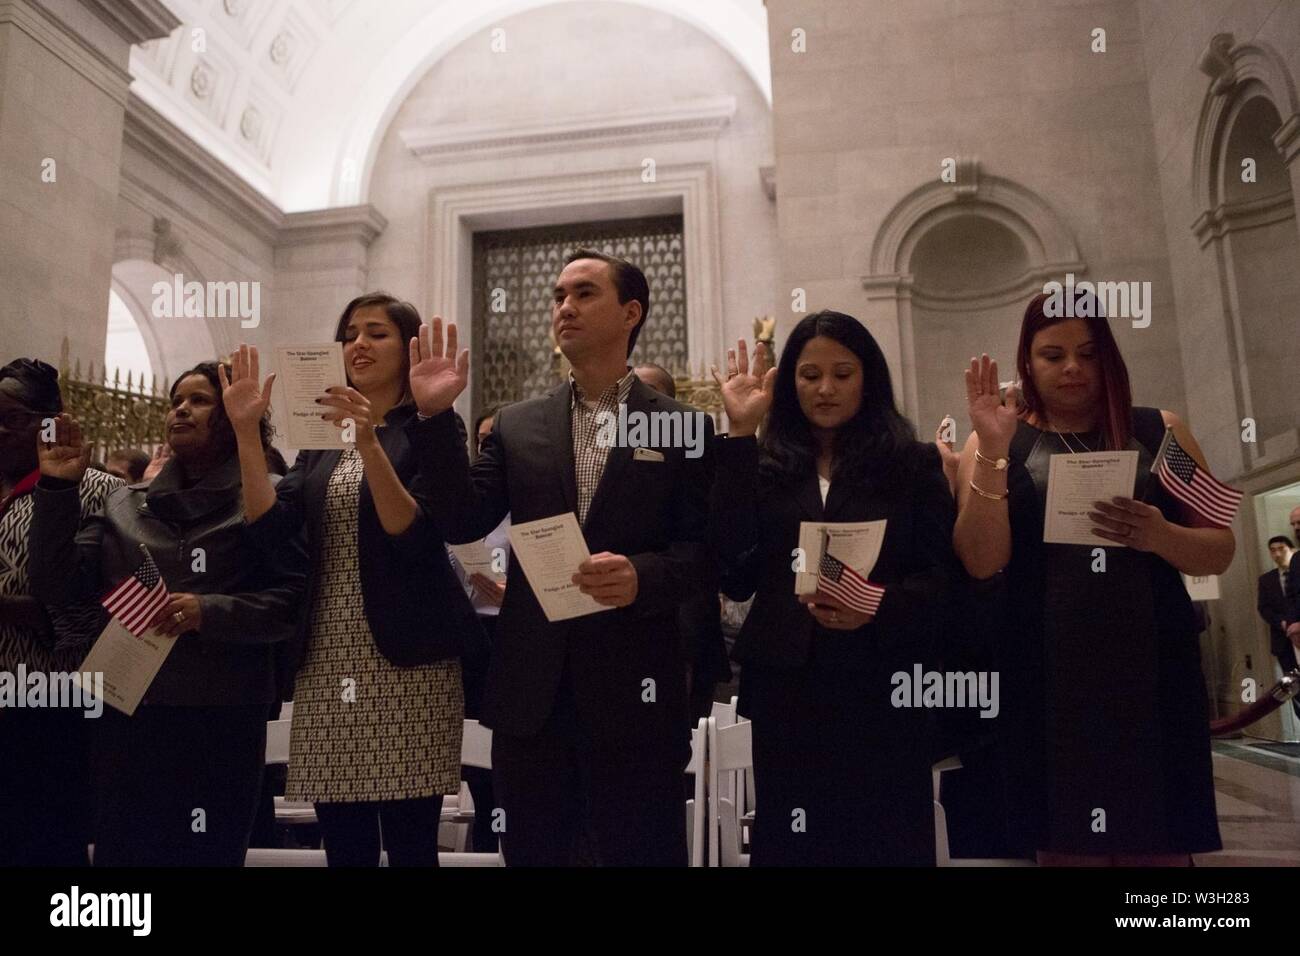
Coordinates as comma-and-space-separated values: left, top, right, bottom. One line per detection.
0, 410, 42, 430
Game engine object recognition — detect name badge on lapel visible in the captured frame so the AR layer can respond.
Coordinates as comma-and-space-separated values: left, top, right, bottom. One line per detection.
633, 447, 665, 463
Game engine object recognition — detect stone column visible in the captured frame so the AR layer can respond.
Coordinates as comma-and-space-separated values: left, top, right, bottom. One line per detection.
272, 205, 388, 344
0, 0, 178, 369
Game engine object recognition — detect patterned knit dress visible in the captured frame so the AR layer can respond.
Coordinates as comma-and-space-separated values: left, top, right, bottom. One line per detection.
285, 448, 462, 803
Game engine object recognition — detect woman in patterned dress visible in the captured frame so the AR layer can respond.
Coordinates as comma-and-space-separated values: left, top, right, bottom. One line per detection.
222, 293, 482, 867
0, 358, 120, 865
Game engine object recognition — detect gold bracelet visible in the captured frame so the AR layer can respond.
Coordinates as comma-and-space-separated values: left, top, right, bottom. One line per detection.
974, 448, 1009, 470
968, 479, 1008, 501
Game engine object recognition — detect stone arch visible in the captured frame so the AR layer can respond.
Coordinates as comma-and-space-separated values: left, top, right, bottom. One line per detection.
1192, 35, 1300, 220
862, 160, 1085, 422
109, 241, 223, 388
1189, 35, 1300, 469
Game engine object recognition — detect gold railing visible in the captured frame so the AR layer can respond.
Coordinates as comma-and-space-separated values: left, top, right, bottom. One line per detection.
58, 338, 168, 462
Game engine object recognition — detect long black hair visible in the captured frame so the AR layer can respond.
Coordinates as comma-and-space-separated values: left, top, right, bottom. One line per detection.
173, 361, 274, 459
760, 310, 918, 488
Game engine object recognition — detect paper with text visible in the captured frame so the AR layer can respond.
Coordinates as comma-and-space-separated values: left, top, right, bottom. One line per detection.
795, 520, 887, 595
1043, 450, 1139, 546
75, 617, 176, 716
276, 343, 349, 450
508, 513, 613, 622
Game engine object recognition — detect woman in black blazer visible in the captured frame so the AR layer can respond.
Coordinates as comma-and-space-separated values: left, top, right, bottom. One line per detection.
711, 311, 957, 865
222, 293, 482, 867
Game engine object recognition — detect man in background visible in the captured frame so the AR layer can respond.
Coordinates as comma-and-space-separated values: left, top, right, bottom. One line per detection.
1257, 535, 1297, 719
105, 447, 149, 483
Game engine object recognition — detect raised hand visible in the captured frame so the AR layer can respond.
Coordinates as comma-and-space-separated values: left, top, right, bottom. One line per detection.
964, 354, 1019, 456
711, 339, 776, 438
36, 413, 90, 482
409, 317, 469, 417
218, 345, 275, 435
141, 443, 171, 483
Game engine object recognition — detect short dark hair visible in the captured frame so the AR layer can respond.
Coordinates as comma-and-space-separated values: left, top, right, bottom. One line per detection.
1269, 535, 1295, 549
634, 363, 676, 398
563, 248, 650, 358
107, 448, 150, 482
333, 292, 423, 400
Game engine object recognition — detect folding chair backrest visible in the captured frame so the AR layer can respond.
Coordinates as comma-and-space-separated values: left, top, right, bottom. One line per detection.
265, 719, 291, 765
711, 698, 737, 728
686, 718, 706, 866
461, 719, 492, 770
707, 716, 754, 866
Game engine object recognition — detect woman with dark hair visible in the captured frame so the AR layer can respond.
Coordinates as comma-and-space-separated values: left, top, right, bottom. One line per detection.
0, 358, 122, 866
953, 291, 1232, 865
710, 310, 957, 865
28, 361, 306, 865
222, 292, 482, 867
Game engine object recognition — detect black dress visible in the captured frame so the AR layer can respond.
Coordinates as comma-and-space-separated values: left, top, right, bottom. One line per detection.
997, 407, 1221, 855
712, 436, 957, 866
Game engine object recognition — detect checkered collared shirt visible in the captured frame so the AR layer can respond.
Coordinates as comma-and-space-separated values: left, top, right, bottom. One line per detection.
570, 369, 636, 525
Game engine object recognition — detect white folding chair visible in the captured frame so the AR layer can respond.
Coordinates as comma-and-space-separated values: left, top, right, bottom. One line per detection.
685, 717, 707, 866
265, 718, 318, 828
707, 715, 752, 867
439, 719, 504, 866
709, 699, 739, 814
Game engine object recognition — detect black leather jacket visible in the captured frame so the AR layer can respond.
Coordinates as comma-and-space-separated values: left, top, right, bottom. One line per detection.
28, 455, 307, 707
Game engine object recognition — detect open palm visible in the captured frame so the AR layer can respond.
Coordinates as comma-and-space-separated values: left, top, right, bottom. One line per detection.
36, 413, 90, 482
965, 354, 1019, 453
713, 339, 776, 437
219, 344, 275, 432
409, 317, 469, 417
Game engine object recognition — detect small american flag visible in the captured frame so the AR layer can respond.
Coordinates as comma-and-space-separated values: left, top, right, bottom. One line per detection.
816, 536, 885, 616
1153, 429, 1242, 529
102, 546, 170, 637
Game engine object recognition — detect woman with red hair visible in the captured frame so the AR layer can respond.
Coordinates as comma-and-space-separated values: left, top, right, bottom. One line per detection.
953, 291, 1234, 865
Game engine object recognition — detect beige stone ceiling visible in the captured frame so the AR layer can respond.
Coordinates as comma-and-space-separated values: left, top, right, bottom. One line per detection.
130, 0, 770, 212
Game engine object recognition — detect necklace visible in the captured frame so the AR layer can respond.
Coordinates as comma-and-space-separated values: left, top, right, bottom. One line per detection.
1053, 428, 1094, 454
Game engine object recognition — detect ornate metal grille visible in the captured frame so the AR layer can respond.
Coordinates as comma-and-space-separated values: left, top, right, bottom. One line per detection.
471, 216, 689, 417
57, 337, 168, 462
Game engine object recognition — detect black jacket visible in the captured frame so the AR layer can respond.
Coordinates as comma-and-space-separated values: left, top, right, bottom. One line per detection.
1258, 567, 1291, 658
28, 455, 307, 707
416, 379, 714, 762
711, 435, 957, 678
1289, 553, 1300, 626
246, 403, 482, 674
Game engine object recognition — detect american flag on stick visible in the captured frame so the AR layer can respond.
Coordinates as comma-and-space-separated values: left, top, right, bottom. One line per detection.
102, 545, 170, 637
816, 532, 885, 616
1150, 427, 1242, 529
